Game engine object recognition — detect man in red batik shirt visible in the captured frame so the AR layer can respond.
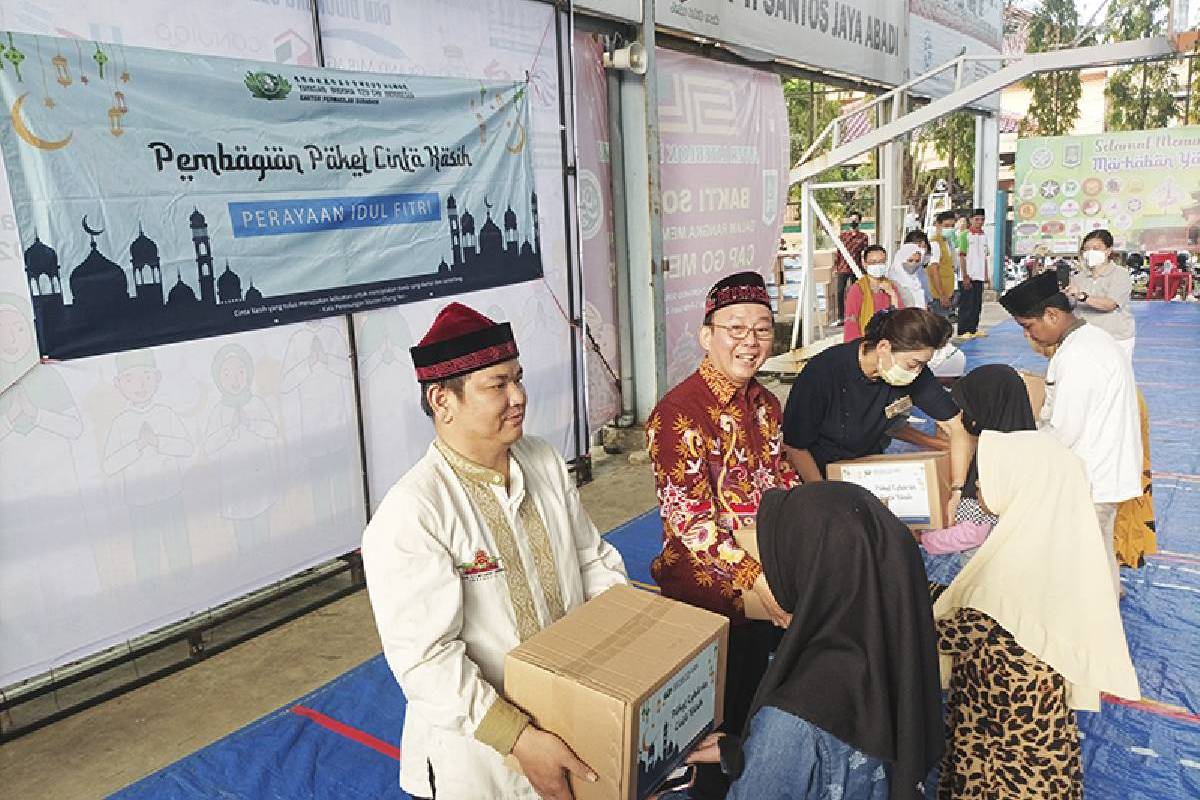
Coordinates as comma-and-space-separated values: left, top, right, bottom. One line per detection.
834, 210, 870, 325
646, 270, 799, 799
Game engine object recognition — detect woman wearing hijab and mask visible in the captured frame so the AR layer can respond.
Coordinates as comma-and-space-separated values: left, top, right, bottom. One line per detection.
920, 364, 1037, 589
888, 242, 930, 311
934, 431, 1140, 799
890, 239, 965, 382
843, 245, 903, 342
676, 482, 944, 800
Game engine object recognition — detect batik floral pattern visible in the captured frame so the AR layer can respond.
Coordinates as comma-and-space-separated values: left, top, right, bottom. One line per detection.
647, 359, 798, 621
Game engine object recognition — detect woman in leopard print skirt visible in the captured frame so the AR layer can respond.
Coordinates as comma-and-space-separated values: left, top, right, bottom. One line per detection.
932, 431, 1140, 799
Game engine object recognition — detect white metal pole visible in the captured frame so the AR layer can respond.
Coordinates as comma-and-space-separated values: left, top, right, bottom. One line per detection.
791, 182, 813, 352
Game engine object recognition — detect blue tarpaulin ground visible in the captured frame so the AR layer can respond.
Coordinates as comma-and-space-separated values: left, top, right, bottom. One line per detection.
113, 302, 1200, 799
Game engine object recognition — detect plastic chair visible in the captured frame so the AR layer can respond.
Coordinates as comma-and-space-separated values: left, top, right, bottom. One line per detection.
1146, 253, 1192, 300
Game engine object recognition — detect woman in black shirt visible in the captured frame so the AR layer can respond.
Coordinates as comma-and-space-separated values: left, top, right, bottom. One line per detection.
782, 308, 968, 486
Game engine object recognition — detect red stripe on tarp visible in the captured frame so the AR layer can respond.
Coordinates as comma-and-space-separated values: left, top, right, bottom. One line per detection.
1102, 694, 1200, 725
1152, 471, 1200, 484
291, 704, 401, 761
1150, 419, 1200, 430
1148, 551, 1200, 565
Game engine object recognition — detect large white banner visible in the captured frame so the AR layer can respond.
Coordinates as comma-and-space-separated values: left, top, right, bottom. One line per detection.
576, 0, 642, 22
909, 0, 1003, 109
657, 49, 789, 387
319, 0, 580, 509
1, 322, 365, 685
574, 32, 622, 432
655, 0, 907, 88
0, 1, 365, 688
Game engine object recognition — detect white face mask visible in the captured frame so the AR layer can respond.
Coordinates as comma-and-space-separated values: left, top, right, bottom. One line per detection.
866, 263, 888, 279
1083, 249, 1107, 269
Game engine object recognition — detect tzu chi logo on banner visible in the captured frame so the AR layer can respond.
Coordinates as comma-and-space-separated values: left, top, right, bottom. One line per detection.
0, 33, 543, 364
244, 70, 293, 100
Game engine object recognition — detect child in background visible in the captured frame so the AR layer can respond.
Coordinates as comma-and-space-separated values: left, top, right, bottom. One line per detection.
920, 364, 1037, 591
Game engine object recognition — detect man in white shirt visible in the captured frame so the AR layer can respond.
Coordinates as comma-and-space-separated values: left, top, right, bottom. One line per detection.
1000, 272, 1141, 595
362, 302, 628, 800
957, 208, 991, 338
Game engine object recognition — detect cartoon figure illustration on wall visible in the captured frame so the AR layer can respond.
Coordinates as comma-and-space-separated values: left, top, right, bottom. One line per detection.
583, 301, 619, 426
204, 343, 281, 552
357, 311, 414, 382
281, 320, 355, 534
102, 349, 194, 582
0, 293, 100, 667
356, 310, 419, 494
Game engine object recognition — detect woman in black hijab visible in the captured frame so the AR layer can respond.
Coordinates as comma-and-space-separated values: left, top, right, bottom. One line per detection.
923, 364, 1037, 589
680, 482, 943, 800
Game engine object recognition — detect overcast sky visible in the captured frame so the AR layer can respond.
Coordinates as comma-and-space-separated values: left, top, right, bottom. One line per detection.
1014, 0, 1198, 28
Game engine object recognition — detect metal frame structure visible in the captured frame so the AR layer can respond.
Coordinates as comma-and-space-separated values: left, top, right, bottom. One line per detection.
789, 36, 1177, 352
2, 0, 599, 740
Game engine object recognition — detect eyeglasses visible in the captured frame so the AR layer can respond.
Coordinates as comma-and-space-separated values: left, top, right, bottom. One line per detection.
708, 323, 775, 341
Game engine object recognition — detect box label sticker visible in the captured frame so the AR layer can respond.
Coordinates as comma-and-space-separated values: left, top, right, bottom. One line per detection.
635, 640, 719, 799
837, 462, 932, 525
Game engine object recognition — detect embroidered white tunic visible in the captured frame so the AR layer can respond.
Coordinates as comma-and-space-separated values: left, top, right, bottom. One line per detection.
362, 435, 628, 799
1041, 322, 1142, 504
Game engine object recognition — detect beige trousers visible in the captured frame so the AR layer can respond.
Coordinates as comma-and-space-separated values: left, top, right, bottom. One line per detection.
1094, 502, 1121, 597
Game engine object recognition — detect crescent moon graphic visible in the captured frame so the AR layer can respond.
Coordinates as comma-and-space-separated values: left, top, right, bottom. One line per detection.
484, 196, 493, 210
81, 215, 103, 237
11, 94, 72, 151
506, 122, 527, 155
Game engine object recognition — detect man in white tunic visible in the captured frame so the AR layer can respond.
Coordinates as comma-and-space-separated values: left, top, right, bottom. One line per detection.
362, 302, 627, 800
1000, 272, 1141, 595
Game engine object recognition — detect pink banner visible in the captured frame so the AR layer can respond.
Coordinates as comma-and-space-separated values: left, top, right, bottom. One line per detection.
573, 32, 622, 431
657, 49, 788, 386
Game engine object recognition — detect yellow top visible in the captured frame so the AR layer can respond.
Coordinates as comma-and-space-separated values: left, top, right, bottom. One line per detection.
927, 229, 957, 304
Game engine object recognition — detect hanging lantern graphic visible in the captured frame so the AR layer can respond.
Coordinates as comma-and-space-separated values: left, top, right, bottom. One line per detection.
5, 34, 25, 81
52, 54, 71, 86
108, 105, 124, 136
93, 43, 108, 79
114, 90, 127, 114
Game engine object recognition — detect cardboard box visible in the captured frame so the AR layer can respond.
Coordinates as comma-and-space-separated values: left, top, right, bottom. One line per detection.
827, 451, 951, 531
505, 585, 729, 800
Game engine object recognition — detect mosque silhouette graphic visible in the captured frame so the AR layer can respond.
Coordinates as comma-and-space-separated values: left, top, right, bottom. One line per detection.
23, 193, 543, 359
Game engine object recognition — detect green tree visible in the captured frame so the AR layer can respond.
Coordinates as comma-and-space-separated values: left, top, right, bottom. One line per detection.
1185, 45, 1200, 124
1021, 0, 1083, 136
907, 112, 976, 215
783, 78, 842, 166
784, 78, 878, 231
1104, 0, 1179, 130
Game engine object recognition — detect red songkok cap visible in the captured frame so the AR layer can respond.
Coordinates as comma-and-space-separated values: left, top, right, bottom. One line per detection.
704, 271, 772, 317
409, 302, 518, 382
